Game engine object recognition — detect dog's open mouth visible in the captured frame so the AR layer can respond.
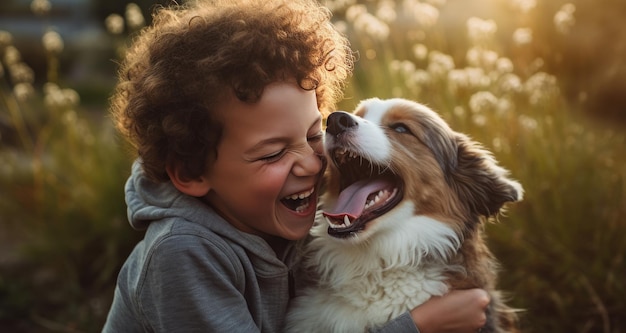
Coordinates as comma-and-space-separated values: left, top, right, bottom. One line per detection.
323, 147, 403, 238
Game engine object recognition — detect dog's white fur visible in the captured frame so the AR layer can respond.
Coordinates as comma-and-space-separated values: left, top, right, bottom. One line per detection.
285, 98, 522, 333
289, 207, 459, 332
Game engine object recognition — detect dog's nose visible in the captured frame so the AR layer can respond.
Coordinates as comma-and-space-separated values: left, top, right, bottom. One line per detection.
326, 111, 358, 136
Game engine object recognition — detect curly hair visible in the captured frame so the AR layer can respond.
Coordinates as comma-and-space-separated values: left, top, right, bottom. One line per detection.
110, 0, 353, 182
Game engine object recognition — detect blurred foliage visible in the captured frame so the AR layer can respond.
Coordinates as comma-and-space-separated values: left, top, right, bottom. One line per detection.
0, 1, 141, 331
0, 0, 624, 332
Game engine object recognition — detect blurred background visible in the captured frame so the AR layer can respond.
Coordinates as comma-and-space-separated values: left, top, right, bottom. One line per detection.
0, 0, 624, 332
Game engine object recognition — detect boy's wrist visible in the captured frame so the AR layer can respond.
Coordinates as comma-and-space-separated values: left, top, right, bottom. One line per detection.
410, 305, 433, 333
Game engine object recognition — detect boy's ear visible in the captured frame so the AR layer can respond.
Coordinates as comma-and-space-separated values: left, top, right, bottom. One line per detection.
166, 164, 211, 197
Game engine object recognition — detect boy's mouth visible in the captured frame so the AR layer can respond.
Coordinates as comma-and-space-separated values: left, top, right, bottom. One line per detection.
281, 188, 315, 213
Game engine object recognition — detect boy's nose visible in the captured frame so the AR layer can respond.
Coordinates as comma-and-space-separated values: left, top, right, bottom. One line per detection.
292, 147, 324, 177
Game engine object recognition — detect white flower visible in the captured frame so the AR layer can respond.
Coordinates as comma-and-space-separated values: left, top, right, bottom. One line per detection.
469, 91, 498, 113
403, 0, 440, 28
376, 1, 397, 23
448, 67, 489, 93
323, 0, 356, 13
498, 73, 523, 94
424, 0, 446, 7
30, 0, 51, 16
428, 51, 455, 79
524, 71, 559, 105
413, 44, 428, 61
105, 14, 125, 35
496, 57, 514, 74
554, 3, 576, 34
62, 88, 80, 107
496, 97, 514, 115
513, 27, 533, 46
353, 12, 390, 41
465, 67, 490, 89
346, 4, 367, 22
0, 30, 13, 48
42, 30, 64, 54
466, 47, 498, 70
125, 3, 146, 30
472, 114, 487, 127
409, 69, 430, 86
509, 0, 536, 14
8, 63, 34, 84
3, 46, 21, 65
13, 82, 34, 102
448, 69, 469, 93
518, 115, 538, 130
348, 5, 389, 41
467, 17, 497, 46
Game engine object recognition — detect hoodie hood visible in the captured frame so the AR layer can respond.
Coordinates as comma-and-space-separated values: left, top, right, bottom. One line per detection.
125, 160, 204, 231
124, 160, 300, 271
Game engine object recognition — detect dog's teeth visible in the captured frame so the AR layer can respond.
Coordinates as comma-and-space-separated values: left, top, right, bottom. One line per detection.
325, 215, 354, 229
325, 216, 334, 227
363, 190, 393, 211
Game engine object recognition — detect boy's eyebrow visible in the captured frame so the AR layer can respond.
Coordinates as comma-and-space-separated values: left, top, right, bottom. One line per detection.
245, 115, 322, 155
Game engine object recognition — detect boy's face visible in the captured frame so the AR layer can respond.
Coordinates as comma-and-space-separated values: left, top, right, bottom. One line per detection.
204, 81, 325, 241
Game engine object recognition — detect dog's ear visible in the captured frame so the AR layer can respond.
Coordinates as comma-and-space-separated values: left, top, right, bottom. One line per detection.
449, 133, 523, 218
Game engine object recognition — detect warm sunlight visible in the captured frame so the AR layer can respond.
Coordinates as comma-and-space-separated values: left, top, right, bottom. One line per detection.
0, 0, 624, 332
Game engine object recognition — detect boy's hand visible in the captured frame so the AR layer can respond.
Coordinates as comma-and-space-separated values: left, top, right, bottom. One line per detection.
410, 288, 490, 333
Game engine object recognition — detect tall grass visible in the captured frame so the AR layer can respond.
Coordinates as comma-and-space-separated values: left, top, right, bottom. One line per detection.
0, 3, 140, 332
0, 0, 624, 332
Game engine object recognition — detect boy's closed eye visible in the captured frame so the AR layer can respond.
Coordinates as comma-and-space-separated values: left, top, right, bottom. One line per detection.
257, 134, 321, 163
258, 150, 286, 162
307, 132, 323, 144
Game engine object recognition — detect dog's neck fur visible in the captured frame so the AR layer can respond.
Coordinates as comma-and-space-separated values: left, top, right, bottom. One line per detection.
308, 202, 462, 288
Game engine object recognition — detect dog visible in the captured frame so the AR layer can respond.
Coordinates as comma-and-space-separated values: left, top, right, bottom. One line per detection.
285, 98, 523, 332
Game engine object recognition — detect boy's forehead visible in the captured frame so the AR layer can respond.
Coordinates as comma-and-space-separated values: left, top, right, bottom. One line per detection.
217, 82, 318, 127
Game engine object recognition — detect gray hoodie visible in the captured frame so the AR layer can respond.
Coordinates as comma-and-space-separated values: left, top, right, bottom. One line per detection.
103, 161, 418, 332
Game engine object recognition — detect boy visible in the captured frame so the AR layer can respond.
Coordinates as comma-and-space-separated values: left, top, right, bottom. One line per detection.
103, 0, 489, 332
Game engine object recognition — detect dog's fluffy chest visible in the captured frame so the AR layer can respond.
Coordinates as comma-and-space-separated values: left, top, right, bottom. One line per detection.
287, 252, 450, 332
285, 212, 457, 332
325, 264, 449, 316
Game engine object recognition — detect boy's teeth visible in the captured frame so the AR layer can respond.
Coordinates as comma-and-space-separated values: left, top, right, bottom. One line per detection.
287, 188, 314, 200
295, 201, 310, 213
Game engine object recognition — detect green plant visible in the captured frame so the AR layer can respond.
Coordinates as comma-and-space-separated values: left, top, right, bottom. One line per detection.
0, 3, 141, 331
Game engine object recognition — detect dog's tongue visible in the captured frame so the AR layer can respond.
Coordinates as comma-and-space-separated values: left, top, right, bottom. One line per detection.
323, 179, 391, 218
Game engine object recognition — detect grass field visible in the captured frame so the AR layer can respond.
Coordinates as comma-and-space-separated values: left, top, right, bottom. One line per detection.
1, 0, 624, 332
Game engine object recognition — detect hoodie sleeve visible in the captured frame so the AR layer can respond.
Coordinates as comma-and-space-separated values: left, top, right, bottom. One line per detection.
137, 233, 261, 332
369, 312, 420, 333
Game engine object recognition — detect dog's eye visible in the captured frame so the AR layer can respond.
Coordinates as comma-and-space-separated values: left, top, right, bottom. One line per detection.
390, 123, 411, 134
